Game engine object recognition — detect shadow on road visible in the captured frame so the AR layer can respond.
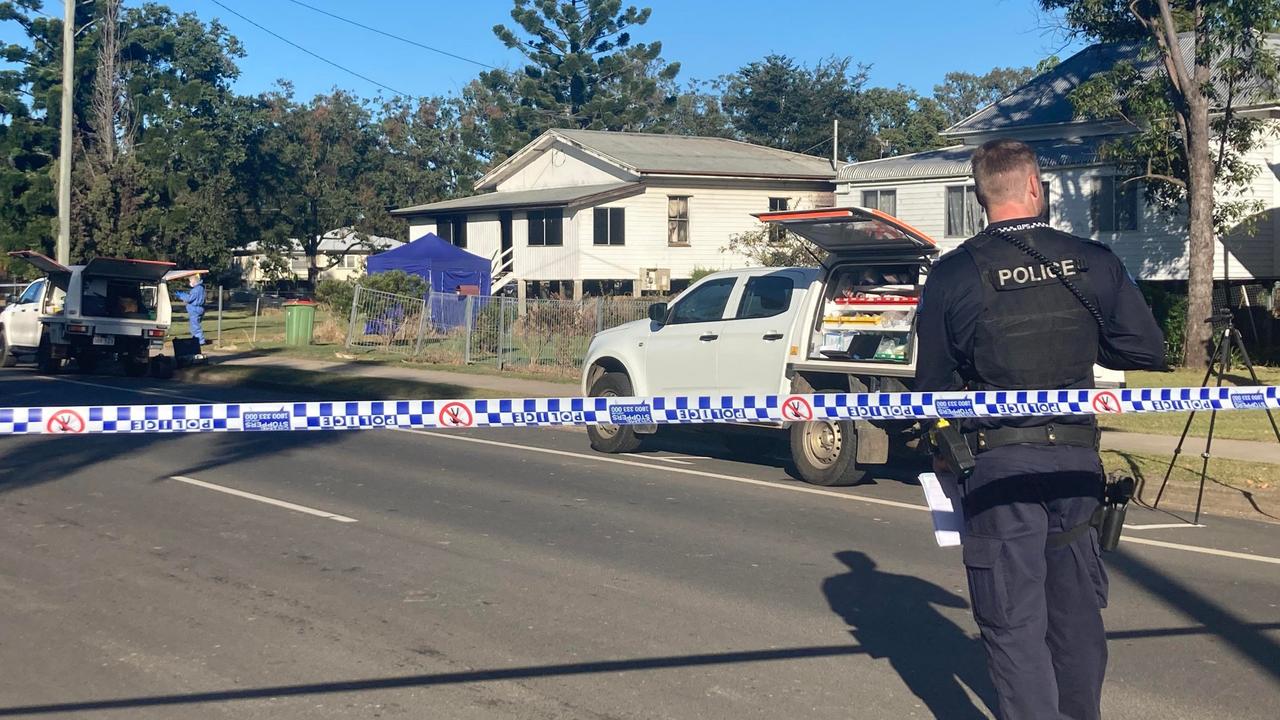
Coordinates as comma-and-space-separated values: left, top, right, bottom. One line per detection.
822, 550, 998, 719
1107, 548, 1280, 683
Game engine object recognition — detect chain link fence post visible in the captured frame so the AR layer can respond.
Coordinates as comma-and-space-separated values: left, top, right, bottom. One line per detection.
463, 294, 474, 364
413, 293, 428, 356
345, 284, 361, 349
497, 296, 507, 370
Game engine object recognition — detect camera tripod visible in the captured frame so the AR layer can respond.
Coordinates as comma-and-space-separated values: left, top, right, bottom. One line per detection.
1151, 310, 1280, 524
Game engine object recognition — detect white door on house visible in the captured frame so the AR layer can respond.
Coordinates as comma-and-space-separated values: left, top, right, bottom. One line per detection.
644, 276, 737, 395
714, 271, 801, 395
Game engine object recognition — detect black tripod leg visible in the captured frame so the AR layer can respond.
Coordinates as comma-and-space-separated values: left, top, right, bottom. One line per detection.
1152, 346, 1219, 510
1232, 329, 1280, 443
1194, 407, 1219, 525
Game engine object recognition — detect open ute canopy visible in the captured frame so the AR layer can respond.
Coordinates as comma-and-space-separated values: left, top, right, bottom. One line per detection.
163, 269, 209, 282
754, 207, 937, 256
7, 250, 71, 276
83, 257, 175, 283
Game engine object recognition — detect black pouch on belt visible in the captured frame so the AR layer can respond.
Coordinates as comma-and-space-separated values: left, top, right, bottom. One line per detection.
1047, 473, 1135, 552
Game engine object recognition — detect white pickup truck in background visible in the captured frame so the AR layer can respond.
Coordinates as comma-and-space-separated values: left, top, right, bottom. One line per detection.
581, 207, 1124, 486
1, 251, 179, 377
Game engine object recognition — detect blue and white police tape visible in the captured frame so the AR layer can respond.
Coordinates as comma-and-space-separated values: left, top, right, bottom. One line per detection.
2, 385, 1277, 437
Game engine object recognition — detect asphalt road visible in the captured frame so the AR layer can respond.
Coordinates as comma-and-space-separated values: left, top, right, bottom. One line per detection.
0, 370, 1277, 719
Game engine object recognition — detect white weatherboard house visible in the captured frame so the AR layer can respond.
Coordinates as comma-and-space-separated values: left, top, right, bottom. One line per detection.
235, 229, 403, 286
838, 36, 1280, 282
392, 129, 837, 297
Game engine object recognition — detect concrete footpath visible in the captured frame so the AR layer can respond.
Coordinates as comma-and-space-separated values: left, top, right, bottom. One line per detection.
209, 352, 1280, 466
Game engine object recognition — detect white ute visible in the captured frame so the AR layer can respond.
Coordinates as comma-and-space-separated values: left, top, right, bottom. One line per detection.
1, 251, 179, 377
581, 207, 1123, 486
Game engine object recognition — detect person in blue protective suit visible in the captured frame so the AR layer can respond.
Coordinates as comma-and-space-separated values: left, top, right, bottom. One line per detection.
174, 274, 207, 345
916, 139, 1165, 720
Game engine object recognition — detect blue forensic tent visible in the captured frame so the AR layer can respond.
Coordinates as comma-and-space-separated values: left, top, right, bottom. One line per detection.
366, 233, 491, 296
365, 233, 492, 331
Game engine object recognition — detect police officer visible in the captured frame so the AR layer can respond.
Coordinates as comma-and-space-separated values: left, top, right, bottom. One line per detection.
916, 138, 1165, 720
174, 274, 207, 345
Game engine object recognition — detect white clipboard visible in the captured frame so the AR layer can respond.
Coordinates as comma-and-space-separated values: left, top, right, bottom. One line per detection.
919, 472, 964, 547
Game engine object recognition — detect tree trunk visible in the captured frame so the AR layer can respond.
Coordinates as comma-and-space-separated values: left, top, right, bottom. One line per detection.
1182, 97, 1215, 368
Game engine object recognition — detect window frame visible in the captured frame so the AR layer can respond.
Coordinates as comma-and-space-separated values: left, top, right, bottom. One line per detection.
1092, 176, 1139, 233
945, 185, 985, 238
734, 274, 795, 320
667, 195, 691, 247
667, 276, 736, 325
767, 197, 789, 243
437, 215, 468, 248
593, 207, 625, 246
528, 208, 564, 247
861, 189, 897, 217
18, 279, 45, 305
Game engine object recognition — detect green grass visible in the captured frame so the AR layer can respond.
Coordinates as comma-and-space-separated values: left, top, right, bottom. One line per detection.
1102, 449, 1279, 520
1097, 368, 1280, 442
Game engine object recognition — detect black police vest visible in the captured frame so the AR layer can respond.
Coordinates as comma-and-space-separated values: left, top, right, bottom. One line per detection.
960, 229, 1099, 393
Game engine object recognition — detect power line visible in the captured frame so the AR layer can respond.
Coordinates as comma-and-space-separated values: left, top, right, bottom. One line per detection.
282, 0, 497, 71
208, 0, 412, 98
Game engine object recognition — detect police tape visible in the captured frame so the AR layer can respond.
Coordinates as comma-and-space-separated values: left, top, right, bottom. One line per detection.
2, 385, 1277, 437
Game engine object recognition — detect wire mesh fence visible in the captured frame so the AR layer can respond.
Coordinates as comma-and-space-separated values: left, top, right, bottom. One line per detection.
345, 285, 430, 356
343, 287, 654, 373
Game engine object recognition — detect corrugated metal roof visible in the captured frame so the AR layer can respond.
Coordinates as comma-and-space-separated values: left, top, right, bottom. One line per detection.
949, 34, 1280, 136
552, 129, 838, 178
839, 138, 1108, 182
392, 182, 640, 216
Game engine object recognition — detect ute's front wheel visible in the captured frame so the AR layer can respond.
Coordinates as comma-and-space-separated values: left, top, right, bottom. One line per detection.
586, 372, 643, 454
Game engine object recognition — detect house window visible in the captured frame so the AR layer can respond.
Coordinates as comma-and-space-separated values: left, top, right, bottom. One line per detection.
768, 197, 789, 242
668, 196, 690, 246
945, 185, 985, 237
437, 216, 468, 248
1092, 176, 1139, 232
528, 209, 564, 247
593, 207, 625, 246
343, 253, 361, 269
290, 256, 309, 272
861, 189, 897, 216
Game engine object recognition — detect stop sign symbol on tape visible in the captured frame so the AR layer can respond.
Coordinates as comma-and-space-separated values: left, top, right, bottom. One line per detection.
1091, 391, 1123, 415
438, 401, 474, 428
46, 409, 86, 434
781, 396, 814, 422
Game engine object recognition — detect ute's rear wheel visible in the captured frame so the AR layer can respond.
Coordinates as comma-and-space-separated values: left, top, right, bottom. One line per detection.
586, 372, 643, 454
788, 377, 867, 486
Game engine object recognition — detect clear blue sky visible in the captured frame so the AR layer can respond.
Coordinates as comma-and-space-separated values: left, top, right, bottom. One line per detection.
152, 0, 1083, 100
3, 1, 1083, 99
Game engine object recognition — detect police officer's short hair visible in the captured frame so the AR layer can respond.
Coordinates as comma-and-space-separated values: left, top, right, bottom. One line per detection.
972, 139, 1040, 208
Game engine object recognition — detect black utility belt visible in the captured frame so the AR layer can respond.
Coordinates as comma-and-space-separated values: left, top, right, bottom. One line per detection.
965, 424, 1100, 454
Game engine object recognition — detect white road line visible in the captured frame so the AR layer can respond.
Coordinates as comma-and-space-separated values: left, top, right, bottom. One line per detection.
47, 376, 214, 403
625, 454, 694, 466
168, 476, 358, 523
397, 429, 929, 512
1121, 537, 1280, 565
397, 429, 1280, 566
1124, 523, 1207, 530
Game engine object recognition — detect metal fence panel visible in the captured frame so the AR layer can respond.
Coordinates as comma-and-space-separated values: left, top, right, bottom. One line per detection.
345, 286, 428, 356
344, 286, 663, 373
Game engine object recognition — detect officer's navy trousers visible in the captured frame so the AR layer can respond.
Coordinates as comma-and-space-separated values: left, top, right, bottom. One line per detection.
961, 444, 1108, 720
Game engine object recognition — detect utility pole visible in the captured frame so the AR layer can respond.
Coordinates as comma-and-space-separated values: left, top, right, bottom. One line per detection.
56, 0, 75, 265
831, 118, 839, 171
